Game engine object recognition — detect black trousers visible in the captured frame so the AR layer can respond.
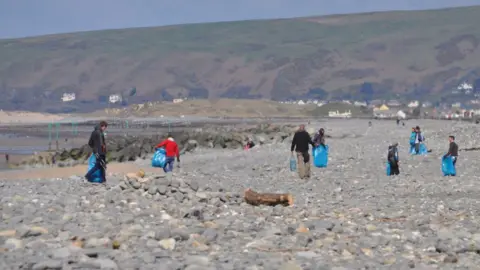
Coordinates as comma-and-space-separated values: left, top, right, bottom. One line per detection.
389, 161, 400, 175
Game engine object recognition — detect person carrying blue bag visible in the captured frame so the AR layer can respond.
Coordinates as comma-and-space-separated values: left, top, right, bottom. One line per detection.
409, 127, 416, 153
155, 134, 180, 175
312, 128, 329, 167
291, 124, 315, 179
85, 121, 108, 183
442, 135, 458, 176
386, 143, 400, 176
413, 126, 425, 154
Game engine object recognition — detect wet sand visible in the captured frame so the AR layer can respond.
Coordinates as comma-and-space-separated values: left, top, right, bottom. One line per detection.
1, 161, 164, 180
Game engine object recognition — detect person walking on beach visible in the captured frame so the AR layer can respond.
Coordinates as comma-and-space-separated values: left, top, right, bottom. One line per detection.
291, 124, 315, 179
444, 135, 459, 168
414, 126, 424, 154
387, 143, 400, 175
5, 153, 9, 163
85, 121, 108, 183
155, 133, 180, 175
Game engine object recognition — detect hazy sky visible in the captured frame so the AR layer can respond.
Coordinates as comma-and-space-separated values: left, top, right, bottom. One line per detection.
1, 0, 479, 39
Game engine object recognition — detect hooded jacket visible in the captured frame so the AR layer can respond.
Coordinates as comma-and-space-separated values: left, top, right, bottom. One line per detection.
88, 125, 106, 155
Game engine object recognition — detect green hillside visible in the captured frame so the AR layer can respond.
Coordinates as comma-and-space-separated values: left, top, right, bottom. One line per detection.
0, 5, 479, 112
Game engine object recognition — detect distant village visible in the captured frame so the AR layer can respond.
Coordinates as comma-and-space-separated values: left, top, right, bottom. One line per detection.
279, 82, 480, 119
59, 82, 480, 120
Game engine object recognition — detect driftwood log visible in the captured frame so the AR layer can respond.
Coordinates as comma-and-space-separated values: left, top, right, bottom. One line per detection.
244, 188, 293, 206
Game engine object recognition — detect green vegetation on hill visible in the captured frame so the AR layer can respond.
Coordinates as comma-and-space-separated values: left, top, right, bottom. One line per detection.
0, 6, 479, 112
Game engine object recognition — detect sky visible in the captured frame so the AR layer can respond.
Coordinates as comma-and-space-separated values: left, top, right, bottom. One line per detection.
0, 0, 480, 39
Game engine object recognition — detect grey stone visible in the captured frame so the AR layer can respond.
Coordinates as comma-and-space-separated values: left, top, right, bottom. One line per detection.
170, 179, 181, 188
148, 186, 158, 195
185, 255, 210, 266
171, 228, 190, 241
187, 180, 199, 192
141, 253, 156, 264
32, 260, 62, 270
174, 192, 185, 202
50, 247, 71, 259
305, 220, 335, 231
158, 185, 168, 195
94, 258, 119, 269
202, 228, 218, 243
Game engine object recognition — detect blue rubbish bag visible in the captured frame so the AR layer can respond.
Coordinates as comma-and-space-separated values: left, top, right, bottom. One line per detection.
290, 156, 297, 172
410, 143, 428, 155
386, 162, 391, 176
418, 143, 428, 155
409, 132, 416, 146
312, 145, 329, 168
151, 148, 166, 168
442, 156, 456, 176
86, 154, 104, 183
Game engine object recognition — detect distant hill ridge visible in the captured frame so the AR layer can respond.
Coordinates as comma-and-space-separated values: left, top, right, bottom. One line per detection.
0, 5, 480, 112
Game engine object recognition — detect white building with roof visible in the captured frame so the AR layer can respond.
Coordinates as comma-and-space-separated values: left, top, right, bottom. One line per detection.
61, 93, 76, 102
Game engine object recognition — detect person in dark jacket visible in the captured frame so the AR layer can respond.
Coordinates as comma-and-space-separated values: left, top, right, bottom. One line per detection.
444, 135, 459, 167
387, 143, 400, 175
85, 121, 108, 182
313, 128, 326, 147
291, 124, 315, 179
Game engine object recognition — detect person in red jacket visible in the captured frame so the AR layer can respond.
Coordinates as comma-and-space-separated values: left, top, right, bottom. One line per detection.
155, 134, 180, 173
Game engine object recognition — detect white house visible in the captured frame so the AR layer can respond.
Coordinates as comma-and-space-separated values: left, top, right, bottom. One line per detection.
457, 82, 473, 91
387, 100, 402, 107
328, 110, 352, 118
173, 98, 184, 104
407, 100, 419, 108
316, 101, 326, 107
297, 100, 305, 105
422, 102, 432, 108
354, 101, 367, 107
109, 94, 122, 104
61, 93, 76, 102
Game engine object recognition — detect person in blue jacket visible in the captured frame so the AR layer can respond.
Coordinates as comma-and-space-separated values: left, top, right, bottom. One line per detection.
387, 143, 400, 175
409, 127, 416, 153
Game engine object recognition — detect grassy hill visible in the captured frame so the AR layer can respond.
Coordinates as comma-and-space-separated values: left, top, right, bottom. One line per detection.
0, 5, 480, 112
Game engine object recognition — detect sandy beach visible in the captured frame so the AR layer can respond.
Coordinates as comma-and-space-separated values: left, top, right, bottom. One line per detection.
0, 161, 165, 180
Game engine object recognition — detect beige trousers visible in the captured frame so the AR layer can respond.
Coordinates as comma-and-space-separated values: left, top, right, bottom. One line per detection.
296, 152, 311, 179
